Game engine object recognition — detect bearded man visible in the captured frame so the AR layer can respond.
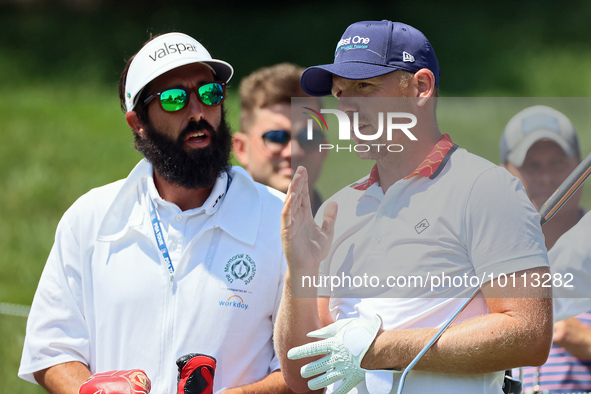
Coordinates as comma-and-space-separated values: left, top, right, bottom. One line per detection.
19, 32, 295, 394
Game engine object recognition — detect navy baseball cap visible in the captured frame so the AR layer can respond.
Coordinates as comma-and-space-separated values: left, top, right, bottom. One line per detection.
301, 20, 440, 96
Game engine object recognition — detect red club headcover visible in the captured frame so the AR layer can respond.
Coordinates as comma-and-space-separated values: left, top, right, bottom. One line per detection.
79, 369, 151, 394
176, 353, 217, 394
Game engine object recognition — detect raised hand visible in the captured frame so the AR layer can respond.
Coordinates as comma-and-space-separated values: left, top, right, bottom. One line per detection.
281, 166, 338, 276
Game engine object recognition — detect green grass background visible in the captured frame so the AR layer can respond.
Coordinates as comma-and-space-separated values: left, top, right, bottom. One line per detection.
2, 1, 591, 392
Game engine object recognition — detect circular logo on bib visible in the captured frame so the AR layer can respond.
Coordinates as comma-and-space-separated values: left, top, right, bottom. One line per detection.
224, 254, 256, 285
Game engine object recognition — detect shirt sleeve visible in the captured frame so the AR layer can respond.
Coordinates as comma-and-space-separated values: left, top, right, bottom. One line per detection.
465, 167, 549, 279
18, 205, 90, 384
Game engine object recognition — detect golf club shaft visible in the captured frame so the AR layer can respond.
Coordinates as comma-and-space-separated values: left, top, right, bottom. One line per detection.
539, 151, 591, 226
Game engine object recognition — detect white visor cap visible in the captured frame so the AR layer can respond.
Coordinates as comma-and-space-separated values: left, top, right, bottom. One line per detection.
125, 32, 234, 112
500, 105, 580, 167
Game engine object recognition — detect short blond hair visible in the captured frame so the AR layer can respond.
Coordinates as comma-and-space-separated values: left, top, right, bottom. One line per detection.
240, 63, 315, 131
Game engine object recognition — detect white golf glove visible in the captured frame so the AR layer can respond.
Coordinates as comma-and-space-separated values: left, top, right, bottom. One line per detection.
287, 314, 400, 394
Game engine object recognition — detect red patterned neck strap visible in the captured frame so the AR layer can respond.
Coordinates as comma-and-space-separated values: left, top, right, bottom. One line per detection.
352, 134, 457, 191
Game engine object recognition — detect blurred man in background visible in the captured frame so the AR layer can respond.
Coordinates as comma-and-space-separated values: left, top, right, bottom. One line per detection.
501, 105, 591, 394
501, 105, 586, 249
233, 63, 327, 214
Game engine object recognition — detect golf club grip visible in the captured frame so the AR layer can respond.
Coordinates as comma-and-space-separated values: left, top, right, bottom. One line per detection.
539, 151, 591, 226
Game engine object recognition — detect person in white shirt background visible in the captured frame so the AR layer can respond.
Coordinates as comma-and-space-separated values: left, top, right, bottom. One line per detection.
501, 105, 591, 393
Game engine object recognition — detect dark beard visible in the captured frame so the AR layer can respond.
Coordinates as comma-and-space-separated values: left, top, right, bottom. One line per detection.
134, 112, 232, 189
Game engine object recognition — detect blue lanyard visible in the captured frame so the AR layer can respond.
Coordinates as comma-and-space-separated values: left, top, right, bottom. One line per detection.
148, 198, 174, 276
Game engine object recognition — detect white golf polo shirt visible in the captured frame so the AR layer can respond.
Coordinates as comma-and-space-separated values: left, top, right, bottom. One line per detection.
19, 159, 287, 394
315, 135, 548, 394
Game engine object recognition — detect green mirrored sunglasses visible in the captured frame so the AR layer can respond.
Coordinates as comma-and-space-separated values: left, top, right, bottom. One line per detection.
143, 82, 226, 111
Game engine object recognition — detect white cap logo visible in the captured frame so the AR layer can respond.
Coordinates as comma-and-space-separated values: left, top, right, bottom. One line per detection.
403, 51, 415, 63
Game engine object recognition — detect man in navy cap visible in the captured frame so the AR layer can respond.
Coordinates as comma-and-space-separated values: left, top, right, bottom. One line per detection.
275, 20, 553, 394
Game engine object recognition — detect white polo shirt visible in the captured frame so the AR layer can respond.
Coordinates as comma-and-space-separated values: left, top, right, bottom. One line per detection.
19, 159, 287, 394
314, 135, 548, 394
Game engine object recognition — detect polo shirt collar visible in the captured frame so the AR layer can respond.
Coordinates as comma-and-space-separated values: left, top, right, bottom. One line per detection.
211, 166, 261, 246
146, 169, 228, 216
97, 161, 261, 246
352, 134, 458, 191
97, 159, 152, 241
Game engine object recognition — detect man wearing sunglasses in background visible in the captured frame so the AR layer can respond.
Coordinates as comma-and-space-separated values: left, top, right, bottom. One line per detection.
233, 63, 327, 215
19, 32, 296, 394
